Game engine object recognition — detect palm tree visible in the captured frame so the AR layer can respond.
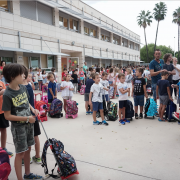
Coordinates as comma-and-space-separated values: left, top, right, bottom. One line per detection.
172, 7, 180, 63
137, 10, 153, 63
153, 2, 167, 52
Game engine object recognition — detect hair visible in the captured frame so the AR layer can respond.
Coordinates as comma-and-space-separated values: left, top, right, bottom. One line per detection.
64, 73, 70, 81
51, 67, 55, 72
96, 68, 100, 73
161, 71, 169, 76
163, 53, 172, 63
89, 67, 93, 71
74, 69, 77, 72
90, 73, 95, 79
39, 67, 41, 70
80, 67, 83, 69
109, 68, 113, 73
126, 68, 131, 74
92, 73, 99, 80
22, 65, 28, 79
101, 67, 103, 71
136, 67, 144, 74
63, 68, 67, 71
102, 72, 108, 77
30, 67, 33, 70
47, 72, 54, 80
2, 63, 25, 83
118, 73, 125, 79
154, 49, 161, 54
42, 70, 46, 74
0, 61, 5, 67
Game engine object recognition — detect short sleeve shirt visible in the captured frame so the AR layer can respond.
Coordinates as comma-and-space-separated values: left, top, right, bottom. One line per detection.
48, 81, 56, 100
163, 64, 174, 83
83, 65, 88, 73
157, 79, 170, 96
0, 81, 6, 114
117, 82, 128, 101
79, 71, 84, 77
133, 78, 146, 96
149, 59, 164, 84
100, 79, 109, 95
90, 83, 103, 102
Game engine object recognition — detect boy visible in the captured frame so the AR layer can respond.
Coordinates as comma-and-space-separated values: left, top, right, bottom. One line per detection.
48, 72, 57, 111
22, 66, 42, 165
100, 72, 110, 106
84, 73, 95, 115
71, 69, 78, 93
132, 67, 148, 119
89, 74, 109, 125
0, 72, 13, 156
117, 73, 130, 125
156, 71, 172, 121
2, 63, 43, 180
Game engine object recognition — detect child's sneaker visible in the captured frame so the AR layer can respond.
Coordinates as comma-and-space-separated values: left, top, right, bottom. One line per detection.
172, 113, 179, 120
135, 113, 138, 119
22, 158, 33, 166
32, 156, 42, 164
3, 148, 13, 157
119, 119, 125, 125
124, 118, 130, 123
89, 111, 93, 115
24, 173, 44, 180
139, 113, 143, 119
86, 111, 89, 115
102, 120, 109, 126
93, 121, 101, 125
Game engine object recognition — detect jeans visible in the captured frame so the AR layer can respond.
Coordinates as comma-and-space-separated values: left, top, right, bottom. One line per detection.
73, 83, 78, 93
172, 80, 179, 97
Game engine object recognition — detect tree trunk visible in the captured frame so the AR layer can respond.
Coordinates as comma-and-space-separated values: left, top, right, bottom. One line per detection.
144, 28, 149, 63
154, 20, 159, 53
178, 24, 180, 64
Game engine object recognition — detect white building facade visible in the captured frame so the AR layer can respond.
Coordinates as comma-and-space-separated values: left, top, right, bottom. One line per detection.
0, 0, 141, 81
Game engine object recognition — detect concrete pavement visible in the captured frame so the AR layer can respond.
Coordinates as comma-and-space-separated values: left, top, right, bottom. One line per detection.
7, 92, 180, 180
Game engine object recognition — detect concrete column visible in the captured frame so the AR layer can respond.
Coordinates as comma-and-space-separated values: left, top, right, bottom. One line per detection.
128, 40, 130, 48
79, 19, 84, 34
120, 36, 122, 46
53, 8, 59, 27
111, 59, 114, 67
15, 52, 24, 65
98, 59, 102, 67
11, 0, 20, 15
133, 42, 135, 50
110, 32, 113, 43
56, 55, 61, 82
97, 27, 101, 40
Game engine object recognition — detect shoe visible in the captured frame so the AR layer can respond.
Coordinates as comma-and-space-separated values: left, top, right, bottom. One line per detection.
24, 173, 44, 180
22, 158, 33, 166
3, 148, 13, 157
102, 120, 109, 126
135, 113, 138, 119
119, 119, 125, 125
32, 156, 42, 164
89, 111, 93, 115
139, 113, 143, 119
172, 113, 179, 121
124, 118, 130, 123
86, 111, 89, 115
93, 121, 101, 125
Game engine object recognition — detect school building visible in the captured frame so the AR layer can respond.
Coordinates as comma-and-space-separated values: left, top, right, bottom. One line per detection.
0, 0, 141, 81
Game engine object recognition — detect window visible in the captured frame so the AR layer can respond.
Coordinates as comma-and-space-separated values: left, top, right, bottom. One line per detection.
90, 29, 93, 36
59, 16, 63, 26
64, 18, 68, 28
47, 56, 54, 68
101, 34, 104, 40
73, 20, 78, 31
105, 36, 110, 42
129, 55, 130, 60
31, 57, 40, 68
113, 37, 119, 45
93, 30, 96, 37
0, 0, 10, 12
2, 57, 13, 64
122, 41, 124, 46
89, 29, 96, 37
70, 19, 73, 29
84, 27, 89, 35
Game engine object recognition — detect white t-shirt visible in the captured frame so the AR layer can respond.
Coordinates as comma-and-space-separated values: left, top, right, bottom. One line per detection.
117, 82, 128, 101
173, 64, 180, 80
69, 71, 73, 75
37, 72, 43, 80
42, 74, 47, 84
90, 83, 103, 102
60, 81, 74, 97
100, 79, 109, 95
143, 70, 150, 77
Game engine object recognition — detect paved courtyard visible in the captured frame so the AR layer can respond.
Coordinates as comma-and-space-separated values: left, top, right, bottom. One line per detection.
7, 92, 180, 180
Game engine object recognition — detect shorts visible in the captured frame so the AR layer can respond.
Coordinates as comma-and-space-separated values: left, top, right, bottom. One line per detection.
109, 81, 113, 85
34, 120, 41, 137
0, 113, 9, 128
134, 95, 144, 106
38, 80, 42, 82
159, 95, 169, 105
84, 93, 90, 101
151, 83, 157, 100
119, 100, 127, 109
80, 77, 84, 81
48, 99, 53, 104
102, 94, 109, 101
63, 96, 72, 100
11, 123, 35, 154
92, 102, 103, 111
84, 72, 86, 77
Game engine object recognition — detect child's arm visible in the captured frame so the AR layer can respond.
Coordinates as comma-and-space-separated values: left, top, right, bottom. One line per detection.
89, 92, 93, 105
119, 87, 128, 94
29, 104, 39, 116
143, 84, 148, 99
103, 87, 109, 91
0, 89, 5, 95
131, 84, 134, 97
49, 88, 55, 99
30, 81, 35, 90
167, 87, 173, 101
156, 85, 159, 99
55, 89, 57, 98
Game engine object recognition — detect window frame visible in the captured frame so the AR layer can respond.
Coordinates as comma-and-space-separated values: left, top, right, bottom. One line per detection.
1, 57, 13, 64
30, 57, 40, 69
47, 55, 55, 69
0, 0, 11, 12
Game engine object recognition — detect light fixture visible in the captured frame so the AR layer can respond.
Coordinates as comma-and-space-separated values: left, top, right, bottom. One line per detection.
71, 41, 75, 46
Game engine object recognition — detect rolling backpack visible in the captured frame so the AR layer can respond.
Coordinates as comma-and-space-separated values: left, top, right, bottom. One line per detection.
34, 82, 39, 90
166, 100, 177, 122
66, 100, 78, 116
144, 98, 158, 118
0, 147, 11, 180
107, 101, 118, 121
49, 99, 63, 118
125, 100, 134, 120
80, 85, 86, 95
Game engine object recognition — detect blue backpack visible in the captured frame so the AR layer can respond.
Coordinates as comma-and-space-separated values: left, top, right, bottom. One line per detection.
166, 100, 177, 121
49, 99, 63, 118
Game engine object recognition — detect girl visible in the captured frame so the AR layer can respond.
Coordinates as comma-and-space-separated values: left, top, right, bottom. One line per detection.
60, 74, 74, 113
42, 70, 47, 85
37, 67, 43, 90
76, 65, 79, 74
79, 67, 85, 84
68, 67, 73, 76
125, 68, 133, 97
0, 61, 6, 84
108, 68, 114, 86
62, 68, 67, 81
51, 67, 57, 82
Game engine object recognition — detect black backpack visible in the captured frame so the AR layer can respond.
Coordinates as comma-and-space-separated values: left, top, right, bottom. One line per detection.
125, 100, 134, 120
41, 138, 78, 178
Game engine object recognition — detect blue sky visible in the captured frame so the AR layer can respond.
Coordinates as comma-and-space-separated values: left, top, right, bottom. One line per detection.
83, 1, 179, 52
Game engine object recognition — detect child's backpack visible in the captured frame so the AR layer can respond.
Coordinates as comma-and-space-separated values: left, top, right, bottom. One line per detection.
49, 99, 63, 118
125, 100, 134, 120
144, 98, 158, 118
41, 138, 78, 179
80, 85, 86, 95
109, 86, 114, 99
166, 100, 177, 122
56, 83, 61, 92
34, 82, 39, 90
66, 100, 78, 116
107, 101, 118, 121
0, 147, 11, 180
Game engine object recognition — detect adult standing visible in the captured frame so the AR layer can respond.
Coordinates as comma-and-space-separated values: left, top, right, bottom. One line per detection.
163, 53, 175, 96
149, 49, 165, 100
172, 57, 180, 99
83, 62, 88, 77
0, 61, 6, 84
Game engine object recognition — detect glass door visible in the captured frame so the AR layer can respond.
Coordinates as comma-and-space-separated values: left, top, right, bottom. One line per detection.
67, 57, 79, 71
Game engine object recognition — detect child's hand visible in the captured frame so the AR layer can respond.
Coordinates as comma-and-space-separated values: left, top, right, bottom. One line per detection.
145, 94, 148, 99
29, 116, 36, 123
171, 84, 174, 88
170, 97, 173, 101
127, 89, 130, 92
89, 101, 92, 106
32, 109, 39, 116
156, 96, 159, 99
0, 89, 5, 95
54, 96, 57, 99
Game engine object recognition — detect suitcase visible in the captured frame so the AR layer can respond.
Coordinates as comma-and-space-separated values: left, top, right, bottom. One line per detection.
125, 100, 134, 120
144, 98, 157, 119
80, 85, 86, 95
66, 99, 78, 119
165, 100, 177, 122
41, 85, 48, 104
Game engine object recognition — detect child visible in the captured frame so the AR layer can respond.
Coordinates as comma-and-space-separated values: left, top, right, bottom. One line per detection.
84, 73, 95, 115
100, 72, 110, 106
125, 68, 133, 97
62, 68, 67, 81
108, 68, 114, 86
117, 73, 130, 125
132, 67, 148, 119
2, 63, 42, 180
60, 74, 74, 113
0, 72, 13, 156
22, 66, 42, 165
28, 73, 35, 90
156, 71, 172, 121
47, 72, 57, 111
37, 67, 42, 91
71, 69, 78, 93
89, 74, 109, 125
51, 68, 57, 82
42, 70, 47, 85
79, 67, 85, 84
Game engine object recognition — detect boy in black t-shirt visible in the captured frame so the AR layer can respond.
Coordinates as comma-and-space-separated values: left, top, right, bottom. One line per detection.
132, 67, 148, 119
71, 69, 78, 93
